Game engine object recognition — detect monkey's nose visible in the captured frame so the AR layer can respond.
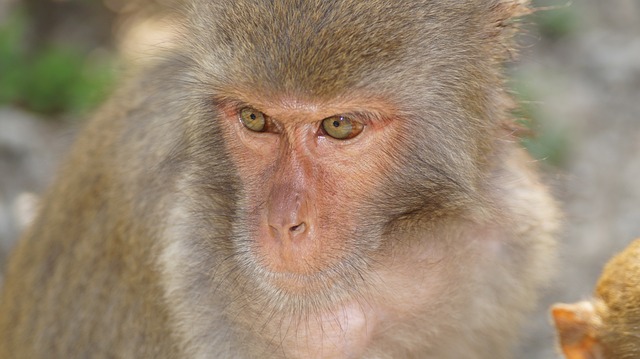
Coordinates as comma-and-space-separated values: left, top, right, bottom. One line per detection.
262, 211, 320, 274
268, 217, 310, 242
261, 188, 326, 274
266, 185, 314, 243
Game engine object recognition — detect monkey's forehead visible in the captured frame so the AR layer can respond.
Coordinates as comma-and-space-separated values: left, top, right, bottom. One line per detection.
183, 0, 525, 101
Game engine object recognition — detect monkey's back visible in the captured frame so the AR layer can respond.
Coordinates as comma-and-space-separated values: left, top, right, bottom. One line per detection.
0, 75, 183, 357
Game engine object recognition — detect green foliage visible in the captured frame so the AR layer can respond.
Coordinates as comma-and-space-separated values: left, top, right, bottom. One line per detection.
0, 9, 28, 104
0, 8, 115, 116
531, 2, 578, 41
520, 123, 569, 168
512, 80, 570, 168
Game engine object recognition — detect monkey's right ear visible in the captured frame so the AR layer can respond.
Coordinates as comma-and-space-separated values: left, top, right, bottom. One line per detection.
551, 302, 604, 359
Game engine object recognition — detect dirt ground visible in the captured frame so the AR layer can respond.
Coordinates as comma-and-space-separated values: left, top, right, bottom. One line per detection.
0, 1, 639, 358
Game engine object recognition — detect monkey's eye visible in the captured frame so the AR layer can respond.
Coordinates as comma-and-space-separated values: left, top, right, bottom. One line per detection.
239, 107, 267, 132
321, 116, 364, 140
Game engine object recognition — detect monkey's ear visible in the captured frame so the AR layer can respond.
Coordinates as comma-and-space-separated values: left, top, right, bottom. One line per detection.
551, 302, 605, 359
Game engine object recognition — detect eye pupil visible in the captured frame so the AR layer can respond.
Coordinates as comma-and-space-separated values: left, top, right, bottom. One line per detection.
250, 113, 256, 120
332, 120, 340, 127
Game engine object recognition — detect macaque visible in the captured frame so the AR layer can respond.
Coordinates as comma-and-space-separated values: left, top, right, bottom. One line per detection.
552, 239, 640, 359
0, 1, 558, 358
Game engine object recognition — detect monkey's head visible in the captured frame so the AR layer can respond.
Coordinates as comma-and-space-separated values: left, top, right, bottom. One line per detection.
164, 0, 529, 305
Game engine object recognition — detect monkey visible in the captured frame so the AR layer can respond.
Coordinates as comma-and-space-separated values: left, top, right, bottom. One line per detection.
0, 1, 558, 358
551, 239, 640, 359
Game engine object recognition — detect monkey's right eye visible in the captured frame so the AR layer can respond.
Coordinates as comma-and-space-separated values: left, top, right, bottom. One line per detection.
321, 115, 364, 140
239, 107, 267, 132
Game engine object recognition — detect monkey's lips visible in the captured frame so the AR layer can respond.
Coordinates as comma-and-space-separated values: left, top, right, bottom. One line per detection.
252, 236, 357, 295
261, 270, 343, 295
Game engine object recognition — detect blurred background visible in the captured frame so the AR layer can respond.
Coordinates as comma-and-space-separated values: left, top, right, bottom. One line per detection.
0, 0, 638, 358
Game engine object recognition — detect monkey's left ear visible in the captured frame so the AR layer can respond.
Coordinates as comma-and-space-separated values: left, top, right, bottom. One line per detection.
551, 302, 605, 359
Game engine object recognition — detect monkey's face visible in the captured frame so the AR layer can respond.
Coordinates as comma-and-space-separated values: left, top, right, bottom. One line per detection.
179, 0, 508, 301
214, 96, 404, 293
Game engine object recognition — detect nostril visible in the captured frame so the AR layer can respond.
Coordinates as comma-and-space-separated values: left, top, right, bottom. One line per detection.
289, 222, 306, 235
268, 225, 280, 239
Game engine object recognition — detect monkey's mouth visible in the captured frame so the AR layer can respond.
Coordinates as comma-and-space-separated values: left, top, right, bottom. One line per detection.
252, 252, 369, 299
261, 270, 339, 294
254, 231, 344, 275
246, 225, 372, 296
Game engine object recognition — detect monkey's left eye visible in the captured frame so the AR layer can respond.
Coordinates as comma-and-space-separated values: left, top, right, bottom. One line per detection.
321, 116, 364, 140
239, 107, 267, 132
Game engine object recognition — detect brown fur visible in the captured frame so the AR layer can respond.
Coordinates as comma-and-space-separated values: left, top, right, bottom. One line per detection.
552, 239, 640, 359
0, 1, 557, 358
